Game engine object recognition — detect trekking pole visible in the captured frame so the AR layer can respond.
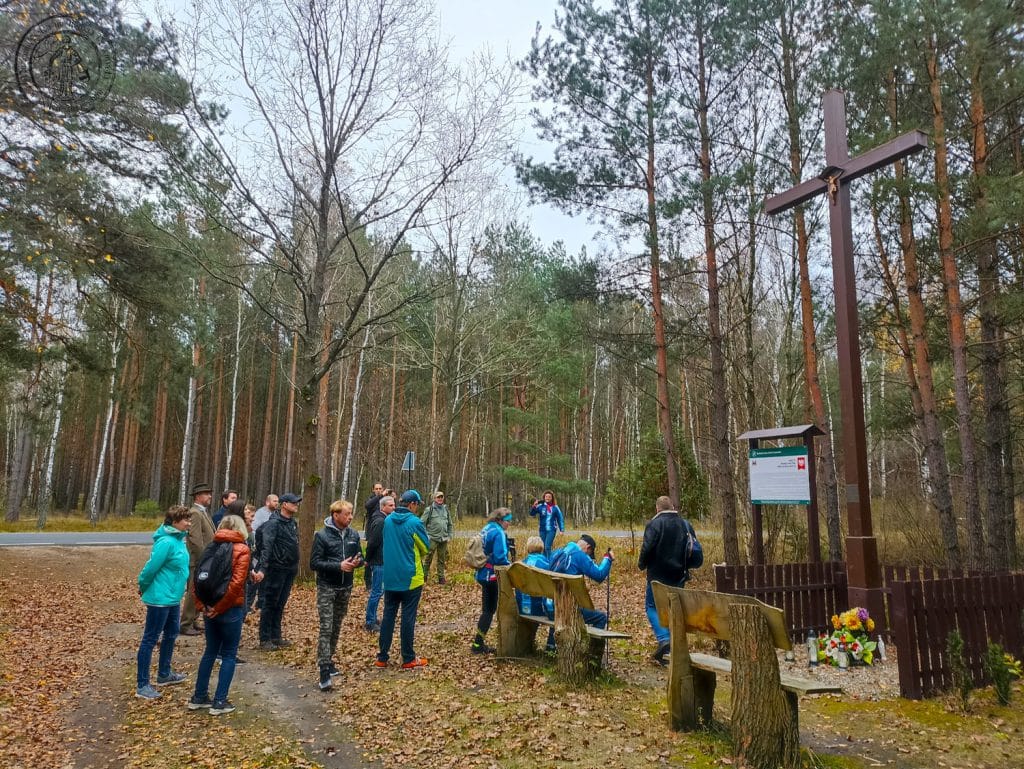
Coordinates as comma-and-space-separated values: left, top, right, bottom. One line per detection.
604, 565, 612, 667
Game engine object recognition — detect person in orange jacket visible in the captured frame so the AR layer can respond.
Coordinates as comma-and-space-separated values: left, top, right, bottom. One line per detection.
188, 513, 251, 715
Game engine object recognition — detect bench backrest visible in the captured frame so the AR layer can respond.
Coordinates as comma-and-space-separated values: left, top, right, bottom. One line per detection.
652, 582, 791, 650
502, 562, 595, 611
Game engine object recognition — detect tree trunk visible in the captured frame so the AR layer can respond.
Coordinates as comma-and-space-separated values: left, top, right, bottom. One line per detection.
969, 57, 1014, 570
730, 603, 800, 769
149, 362, 168, 504
553, 580, 597, 685
341, 317, 372, 500
283, 333, 298, 492
884, 102, 961, 568
36, 366, 66, 528
695, 24, 739, 565
211, 354, 224, 495
224, 290, 243, 489
928, 36, 982, 542
178, 340, 200, 505
779, 10, 841, 561
5, 418, 34, 523
90, 362, 119, 523
257, 330, 278, 498
642, 44, 681, 507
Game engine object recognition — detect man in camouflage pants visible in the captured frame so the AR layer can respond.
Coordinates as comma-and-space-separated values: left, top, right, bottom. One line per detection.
309, 499, 364, 691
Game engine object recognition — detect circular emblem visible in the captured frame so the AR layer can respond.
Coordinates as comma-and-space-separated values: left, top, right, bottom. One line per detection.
15, 15, 116, 113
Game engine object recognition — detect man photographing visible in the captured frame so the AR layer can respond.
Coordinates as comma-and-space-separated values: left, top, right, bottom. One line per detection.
638, 495, 702, 665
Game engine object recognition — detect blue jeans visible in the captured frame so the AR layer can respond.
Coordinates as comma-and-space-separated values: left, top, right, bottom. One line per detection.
136, 604, 180, 687
194, 606, 244, 703
581, 607, 607, 629
541, 529, 557, 558
364, 564, 384, 627
259, 569, 296, 643
378, 586, 422, 664
646, 579, 683, 644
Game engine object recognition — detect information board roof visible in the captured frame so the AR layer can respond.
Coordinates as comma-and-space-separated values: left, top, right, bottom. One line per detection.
737, 424, 824, 441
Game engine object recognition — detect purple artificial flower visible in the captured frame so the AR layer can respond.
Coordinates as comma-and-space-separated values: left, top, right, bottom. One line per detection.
857, 607, 869, 622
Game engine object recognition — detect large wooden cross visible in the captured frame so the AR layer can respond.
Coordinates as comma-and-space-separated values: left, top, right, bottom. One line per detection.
764, 90, 927, 618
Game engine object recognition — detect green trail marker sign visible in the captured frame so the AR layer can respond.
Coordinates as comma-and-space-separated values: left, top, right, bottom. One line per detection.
748, 446, 811, 505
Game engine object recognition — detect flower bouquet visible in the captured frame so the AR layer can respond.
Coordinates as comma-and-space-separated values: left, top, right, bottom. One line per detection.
818, 607, 878, 666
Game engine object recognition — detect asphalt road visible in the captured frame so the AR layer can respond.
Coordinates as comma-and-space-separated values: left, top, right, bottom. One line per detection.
0, 528, 638, 547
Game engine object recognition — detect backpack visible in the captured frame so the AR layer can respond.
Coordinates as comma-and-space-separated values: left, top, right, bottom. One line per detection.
194, 540, 235, 606
464, 529, 488, 569
683, 520, 704, 571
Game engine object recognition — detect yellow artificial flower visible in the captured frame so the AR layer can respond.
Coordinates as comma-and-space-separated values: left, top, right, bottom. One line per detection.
831, 614, 840, 630
867, 618, 875, 632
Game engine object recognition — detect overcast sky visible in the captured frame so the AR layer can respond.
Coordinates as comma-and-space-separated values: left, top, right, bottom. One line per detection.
125, 0, 603, 256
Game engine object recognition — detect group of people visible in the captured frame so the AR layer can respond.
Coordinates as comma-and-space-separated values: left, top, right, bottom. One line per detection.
134, 482, 700, 713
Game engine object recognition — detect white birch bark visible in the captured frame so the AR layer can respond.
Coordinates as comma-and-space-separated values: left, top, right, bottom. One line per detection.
36, 364, 66, 527
340, 296, 373, 499
224, 290, 243, 489
90, 316, 125, 524
178, 341, 200, 506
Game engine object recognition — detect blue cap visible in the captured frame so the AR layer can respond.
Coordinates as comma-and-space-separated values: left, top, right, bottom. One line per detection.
400, 489, 422, 505
279, 493, 302, 504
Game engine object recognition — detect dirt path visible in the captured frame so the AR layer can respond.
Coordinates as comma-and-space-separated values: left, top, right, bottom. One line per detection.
1, 547, 373, 769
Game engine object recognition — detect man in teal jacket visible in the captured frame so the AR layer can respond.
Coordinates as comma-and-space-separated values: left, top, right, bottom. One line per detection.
375, 490, 430, 669
549, 534, 614, 629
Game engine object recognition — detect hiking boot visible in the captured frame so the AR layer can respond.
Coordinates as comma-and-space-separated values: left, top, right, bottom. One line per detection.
544, 644, 557, 655
438, 577, 447, 585
234, 656, 247, 664
373, 659, 388, 668
259, 641, 278, 651
135, 684, 161, 700
179, 625, 202, 636
272, 639, 293, 649
156, 671, 188, 686
364, 623, 381, 633
401, 657, 428, 670
327, 662, 341, 677
470, 642, 495, 655
652, 641, 671, 666
209, 700, 236, 715
318, 667, 333, 691
188, 695, 212, 710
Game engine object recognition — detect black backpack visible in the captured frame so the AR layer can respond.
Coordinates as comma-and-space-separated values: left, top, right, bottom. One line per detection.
194, 541, 234, 606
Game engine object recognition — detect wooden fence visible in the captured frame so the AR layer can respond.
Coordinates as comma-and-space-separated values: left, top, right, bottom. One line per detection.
714, 562, 1024, 699
889, 572, 1024, 699
713, 561, 848, 642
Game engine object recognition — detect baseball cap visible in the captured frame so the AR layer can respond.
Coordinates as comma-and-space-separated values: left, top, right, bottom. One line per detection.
279, 493, 302, 504
400, 489, 422, 505
580, 534, 598, 559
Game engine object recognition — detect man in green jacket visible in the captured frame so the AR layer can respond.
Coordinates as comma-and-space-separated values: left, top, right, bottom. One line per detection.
420, 491, 454, 585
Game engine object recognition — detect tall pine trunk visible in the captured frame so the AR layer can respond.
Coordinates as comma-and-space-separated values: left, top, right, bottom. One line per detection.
927, 36, 981, 546
695, 22, 739, 565
968, 58, 1015, 569
779, 13, 841, 561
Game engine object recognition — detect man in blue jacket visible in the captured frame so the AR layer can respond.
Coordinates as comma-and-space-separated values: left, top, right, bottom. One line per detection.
549, 534, 614, 629
375, 490, 430, 669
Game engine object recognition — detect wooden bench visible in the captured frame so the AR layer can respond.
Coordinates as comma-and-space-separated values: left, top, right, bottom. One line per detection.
496, 563, 630, 684
652, 582, 841, 769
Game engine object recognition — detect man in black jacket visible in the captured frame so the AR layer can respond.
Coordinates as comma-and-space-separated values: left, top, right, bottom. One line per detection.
363, 494, 394, 631
638, 495, 700, 665
310, 500, 363, 690
362, 483, 386, 588
254, 492, 301, 651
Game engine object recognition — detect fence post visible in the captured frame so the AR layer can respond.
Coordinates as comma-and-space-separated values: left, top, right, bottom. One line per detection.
890, 579, 921, 699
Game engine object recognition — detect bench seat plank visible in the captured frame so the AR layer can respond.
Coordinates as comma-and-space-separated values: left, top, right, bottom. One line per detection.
689, 652, 841, 695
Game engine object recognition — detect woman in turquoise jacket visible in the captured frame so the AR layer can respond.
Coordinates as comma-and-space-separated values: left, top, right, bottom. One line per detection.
471, 508, 512, 654
135, 505, 192, 699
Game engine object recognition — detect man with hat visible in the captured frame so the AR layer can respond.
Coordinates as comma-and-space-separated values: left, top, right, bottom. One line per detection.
254, 492, 301, 650
420, 490, 454, 585
375, 490, 430, 669
181, 482, 216, 635
549, 533, 614, 629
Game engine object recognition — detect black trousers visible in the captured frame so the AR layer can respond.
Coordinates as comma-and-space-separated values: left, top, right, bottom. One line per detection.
476, 580, 498, 636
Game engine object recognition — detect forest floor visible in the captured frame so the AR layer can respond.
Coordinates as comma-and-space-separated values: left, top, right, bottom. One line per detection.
0, 543, 1021, 769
